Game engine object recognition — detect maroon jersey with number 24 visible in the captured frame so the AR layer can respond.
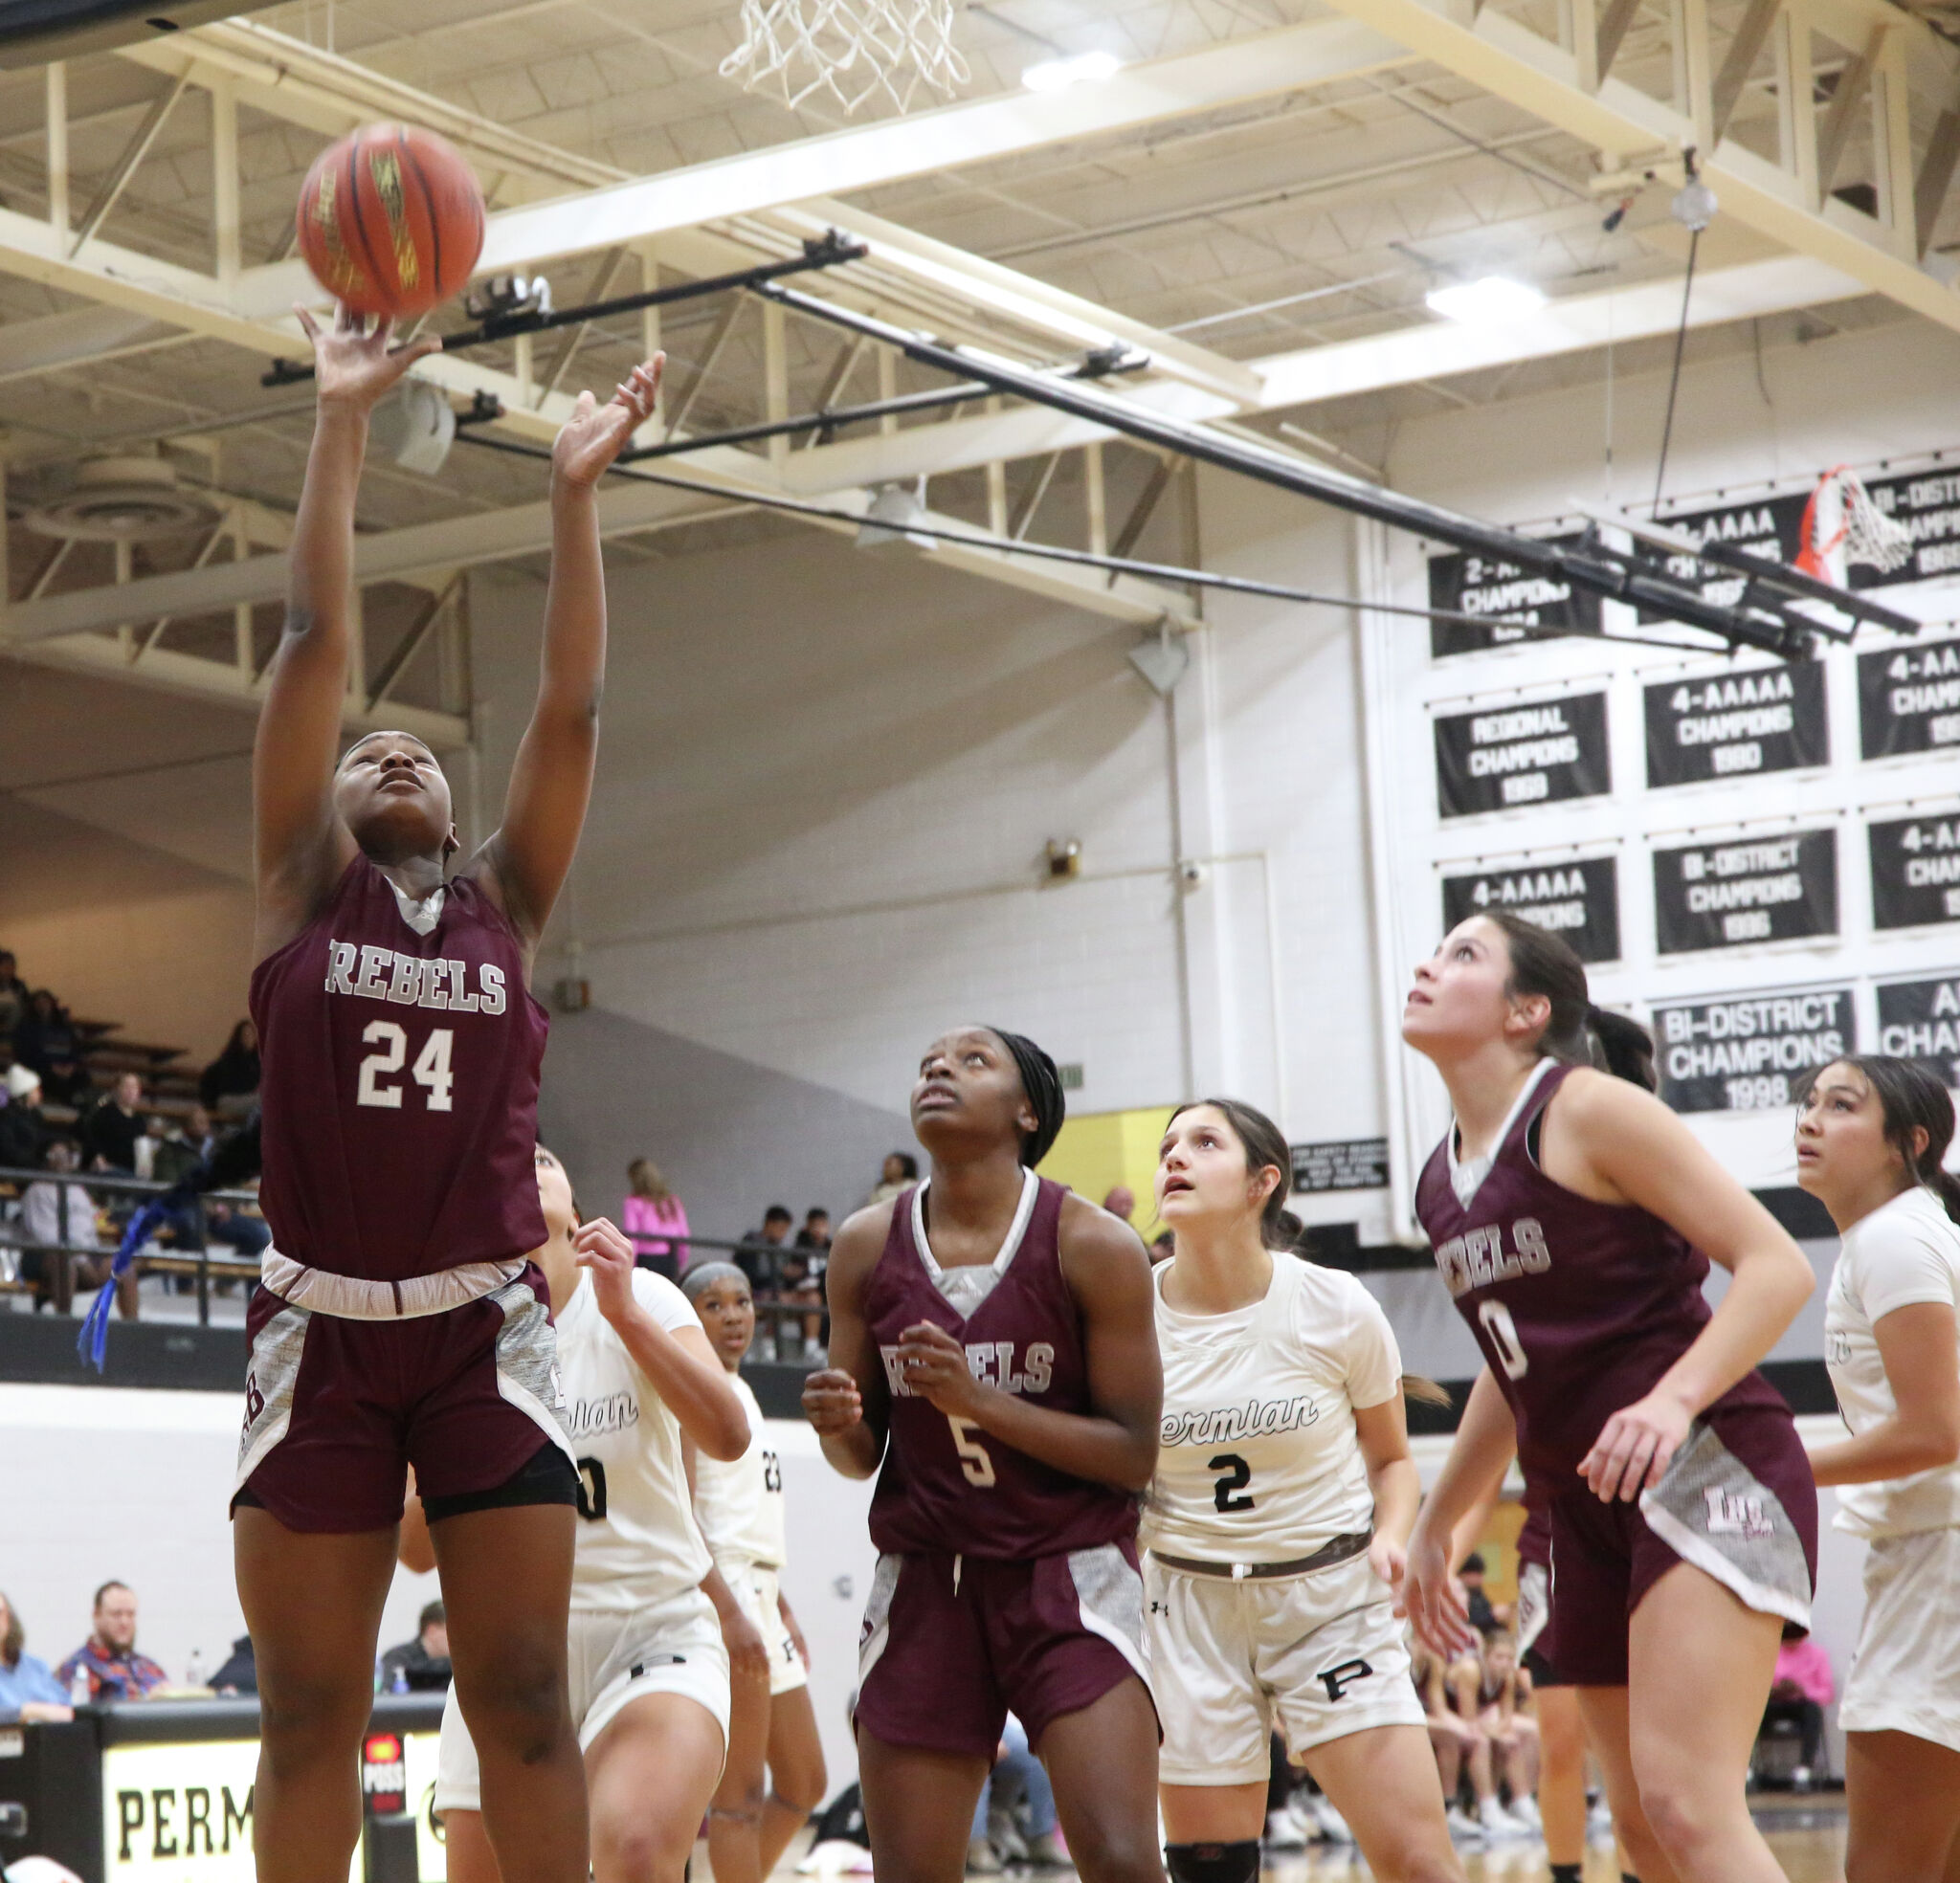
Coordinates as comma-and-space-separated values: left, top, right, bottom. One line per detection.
1414, 1059, 1790, 1495
250, 853, 549, 1284
864, 1173, 1139, 1559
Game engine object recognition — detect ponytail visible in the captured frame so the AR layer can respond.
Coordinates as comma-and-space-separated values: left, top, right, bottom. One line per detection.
1586, 1004, 1658, 1092
1402, 1374, 1455, 1409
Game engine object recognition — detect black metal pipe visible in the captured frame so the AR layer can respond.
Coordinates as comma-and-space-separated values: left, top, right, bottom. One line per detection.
262, 232, 869, 388
618, 380, 994, 460
755, 281, 1815, 658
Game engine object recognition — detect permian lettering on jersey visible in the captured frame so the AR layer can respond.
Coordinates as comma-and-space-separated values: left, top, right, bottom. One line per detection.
1433, 1216, 1552, 1298
1159, 1393, 1322, 1447
880, 1340, 1055, 1398
323, 941, 507, 1014
565, 1390, 639, 1440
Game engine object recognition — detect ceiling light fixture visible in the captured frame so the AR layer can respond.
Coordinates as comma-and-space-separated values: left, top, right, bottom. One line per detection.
1022, 49, 1123, 92
1423, 277, 1548, 324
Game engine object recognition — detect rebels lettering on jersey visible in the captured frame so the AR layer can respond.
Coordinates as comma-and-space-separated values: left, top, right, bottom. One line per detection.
1432, 1219, 1551, 1297
251, 854, 548, 1284
880, 1340, 1055, 1398
864, 1178, 1138, 1561
323, 943, 507, 1015
1414, 1061, 1788, 1494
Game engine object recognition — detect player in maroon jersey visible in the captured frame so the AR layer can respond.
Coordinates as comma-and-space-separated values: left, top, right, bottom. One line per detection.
1397, 912, 1816, 1883
802, 1025, 1164, 1883
234, 303, 660, 1883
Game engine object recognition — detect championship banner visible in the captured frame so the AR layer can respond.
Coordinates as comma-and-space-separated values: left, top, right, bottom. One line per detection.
1433, 690, 1611, 818
1858, 634, 1960, 760
1636, 491, 1807, 624
1877, 975, 1960, 1089
1868, 810, 1960, 930
1426, 537, 1602, 657
1653, 986, 1856, 1115
1652, 828, 1838, 954
1644, 662, 1828, 787
1847, 465, 1960, 590
1440, 855, 1620, 964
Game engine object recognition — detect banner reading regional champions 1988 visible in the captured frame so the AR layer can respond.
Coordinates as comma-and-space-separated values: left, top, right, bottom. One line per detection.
1653, 986, 1856, 1114
1652, 828, 1838, 954
1433, 691, 1610, 819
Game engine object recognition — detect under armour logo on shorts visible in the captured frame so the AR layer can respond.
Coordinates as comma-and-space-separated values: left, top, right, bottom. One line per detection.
1316, 1658, 1374, 1701
1703, 1486, 1772, 1539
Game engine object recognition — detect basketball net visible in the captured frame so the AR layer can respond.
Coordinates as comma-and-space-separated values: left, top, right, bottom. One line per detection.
720, 0, 969, 113
1793, 464, 1912, 587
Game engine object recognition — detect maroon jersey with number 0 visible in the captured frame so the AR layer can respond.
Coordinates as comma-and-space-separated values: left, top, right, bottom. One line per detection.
865, 1177, 1139, 1559
250, 854, 549, 1283
1414, 1061, 1789, 1494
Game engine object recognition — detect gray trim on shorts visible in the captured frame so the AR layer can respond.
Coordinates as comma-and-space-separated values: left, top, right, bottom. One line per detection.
1068, 1544, 1153, 1693
234, 1300, 311, 1494
858, 1554, 903, 1686
1639, 1420, 1813, 1628
490, 1272, 578, 1467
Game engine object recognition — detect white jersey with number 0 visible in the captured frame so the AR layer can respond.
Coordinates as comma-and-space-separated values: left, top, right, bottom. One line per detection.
1143, 1253, 1401, 1562
557, 1268, 714, 1611
693, 1373, 786, 1571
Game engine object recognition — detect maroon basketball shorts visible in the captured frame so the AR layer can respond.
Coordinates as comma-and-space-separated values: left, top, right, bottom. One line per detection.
855, 1543, 1157, 1758
233, 1259, 576, 1534
1547, 1406, 1817, 1686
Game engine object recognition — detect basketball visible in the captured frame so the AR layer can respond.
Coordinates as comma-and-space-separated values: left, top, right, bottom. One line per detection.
295, 124, 484, 321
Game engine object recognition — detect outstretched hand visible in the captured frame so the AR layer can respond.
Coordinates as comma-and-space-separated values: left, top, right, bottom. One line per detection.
298, 303, 440, 414
552, 356, 664, 491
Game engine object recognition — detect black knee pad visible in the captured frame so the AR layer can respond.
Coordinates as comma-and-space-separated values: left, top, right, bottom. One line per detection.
1166, 1840, 1260, 1883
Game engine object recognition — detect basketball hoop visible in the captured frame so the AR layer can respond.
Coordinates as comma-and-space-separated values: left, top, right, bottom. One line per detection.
720, 0, 969, 114
1794, 464, 1912, 587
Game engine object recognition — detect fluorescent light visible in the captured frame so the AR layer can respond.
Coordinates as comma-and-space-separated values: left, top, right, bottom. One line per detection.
1424, 277, 1548, 324
1022, 50, 1123, 93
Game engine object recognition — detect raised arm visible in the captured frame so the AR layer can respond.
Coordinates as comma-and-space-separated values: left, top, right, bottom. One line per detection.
894, 1199, 1161, 1492
468, 359, 661, 948
801, 1206, 893, 1480
253, 307, 438, 960
1546, 1071, 1815, 1499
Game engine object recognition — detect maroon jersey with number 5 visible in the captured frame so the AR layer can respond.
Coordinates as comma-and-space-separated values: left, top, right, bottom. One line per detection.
1414, 1060, 1790, 1494
865, 1175, 1139, 1559
250, 854, 548, 1282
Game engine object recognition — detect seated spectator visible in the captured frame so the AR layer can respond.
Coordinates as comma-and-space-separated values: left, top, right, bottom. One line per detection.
1101, 1185, 1136, 1225
967, 1714, 1061, 1872
12, 990, 88, 1105
209, 1634, 256, 1695
1148, 1228, 1174, 1265
56, 1582, 166, 1702
1, 1063, 48, 1173
378, 1603, 452, 1692
1458, 1551, 1499, 1634
0, 1589, 73, 1724
19, 1139, 135, 1318
736, 1205, 795, 1296
149, 1110, 210, 1191
198, 1020, 260, 1113
621, 1157, 689, 1281
81, 1073, 145, 1173
1411, 1634, 1498, 1840
1762, 1633, 1833, 1791
867, 1151, 918, 1207
1456, 1628, 1538, 1833
0, 952, 28, 1037
782, 1207, 832, 1357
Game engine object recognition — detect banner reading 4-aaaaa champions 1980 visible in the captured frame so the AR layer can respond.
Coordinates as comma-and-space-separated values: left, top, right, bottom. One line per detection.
1644, 662, 1828, 788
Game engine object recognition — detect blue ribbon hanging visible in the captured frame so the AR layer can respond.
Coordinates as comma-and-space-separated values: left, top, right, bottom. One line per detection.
77, 1199, 169, 1373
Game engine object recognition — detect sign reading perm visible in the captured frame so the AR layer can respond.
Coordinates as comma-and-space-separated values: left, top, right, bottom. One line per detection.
1290, 1138, 1391, 1192
1644, 662, 1829, 787
1858, 635, 1960, 759
1433, 690, 1611, 818
1427, 537, 1603, 657
1877, 975, 1960, 1089
1653, 986, 1856, 1114
1869, 811, 1960, 930
1652, 828, 1838, 953
1440, 856, 1620, 963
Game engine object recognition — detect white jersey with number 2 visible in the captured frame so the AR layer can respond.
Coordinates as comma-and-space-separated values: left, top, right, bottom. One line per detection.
693, 1373, 786, 1572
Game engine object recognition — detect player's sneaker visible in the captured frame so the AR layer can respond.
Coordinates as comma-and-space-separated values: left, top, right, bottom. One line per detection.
1263, 1808, 1307, 1850
1444, 1805, 1484, 1843
1310, 1798, 1354, 1844
965, 1837, 1002, 1875
1587, 1800, 1615, 1845
1024, 1832, 1068, 1870
1479, 1798, 1531, 1839
987, 1813, 1028, 1864
1509, 1793, 1543, 1832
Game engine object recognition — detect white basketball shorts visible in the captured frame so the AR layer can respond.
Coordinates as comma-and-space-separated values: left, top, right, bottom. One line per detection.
725, 1560, 809, 1696
1838, 1523, 1960, 1756
434, 1586, 730, 1811
1146, 1549, 1424, 1784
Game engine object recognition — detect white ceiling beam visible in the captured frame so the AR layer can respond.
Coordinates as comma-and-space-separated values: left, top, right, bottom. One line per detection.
1308, 0, 1960, 332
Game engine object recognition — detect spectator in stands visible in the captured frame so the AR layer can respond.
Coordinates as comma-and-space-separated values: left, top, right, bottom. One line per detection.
209, 1634, 256, 1695
1762, 1633, 1833, 1792
1102, 1185, 1136, 1225
867, 1151, 918, 1207
56, 1582, 165, 1701
1, 1063, 48, 1172
19, 1138, 136, 1318
1149, 1229, 1175, 1265
149, 1110, 209, 1190
81, 1072, 145, 1173
12, 990, 88, 1105
967, 1714, 1063, 1872
148, 1111, 270, 1265
1411, 1633, 1497, 1841
782, 1207, 831, 1356
198, 1019, 260, 1113
0, 1590, 72, 1724
736, 1205, 795, 1296
1459, 1628, 1539, 1830
0, 952, 28, 1036
621, 1156, 689, 1281
1457, 1552, 1498, 1634
378, 1603, 452, 1692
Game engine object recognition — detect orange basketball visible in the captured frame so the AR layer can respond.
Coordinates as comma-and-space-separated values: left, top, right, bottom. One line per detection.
296, 124, 484, 321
